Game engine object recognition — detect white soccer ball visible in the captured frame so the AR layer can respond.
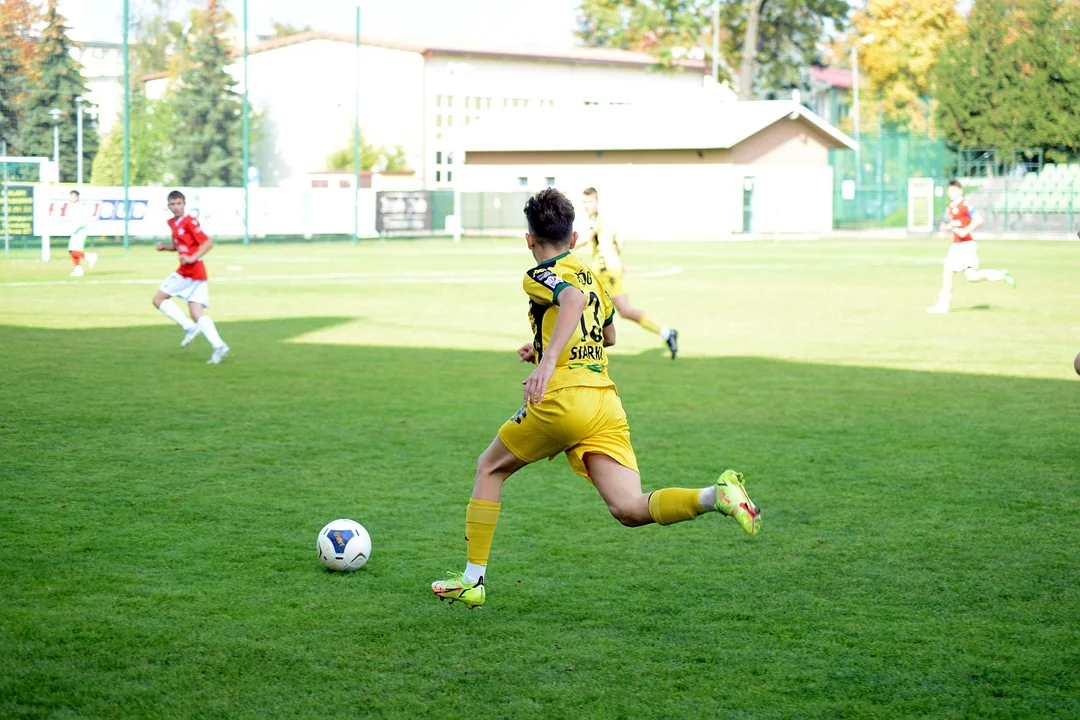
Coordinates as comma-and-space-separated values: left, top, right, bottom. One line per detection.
317, 519, 372, 572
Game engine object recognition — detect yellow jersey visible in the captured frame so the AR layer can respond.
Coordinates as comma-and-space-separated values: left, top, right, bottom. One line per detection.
523, 250, 616, 393
583, 212, 622, 274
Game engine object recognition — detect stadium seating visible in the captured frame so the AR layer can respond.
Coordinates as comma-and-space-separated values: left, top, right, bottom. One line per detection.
991, 163, 1080, 217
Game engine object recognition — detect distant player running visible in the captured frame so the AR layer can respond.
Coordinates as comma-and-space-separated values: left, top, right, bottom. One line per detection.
579, 187, 679, 358
927, 180, 1016, 314
66, 190, 97, 277
430, 188, 760, 609
152, 191, 230, 364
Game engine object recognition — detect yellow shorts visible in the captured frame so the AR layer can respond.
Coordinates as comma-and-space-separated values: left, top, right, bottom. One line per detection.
596, 268, 626, 298
498, 385, 638, 483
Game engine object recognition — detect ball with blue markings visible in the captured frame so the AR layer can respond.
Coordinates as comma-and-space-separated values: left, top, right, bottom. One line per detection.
317, 519, 372, 572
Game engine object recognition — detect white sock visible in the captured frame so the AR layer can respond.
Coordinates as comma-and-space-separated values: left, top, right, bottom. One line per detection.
462, 562, 486, 584
197, 315, 225, 349
698, 485, 717, 512
985, 269, 1006, 281
937, 290, 952, 307
659, 327, 672, 341
158, 299, 195, 330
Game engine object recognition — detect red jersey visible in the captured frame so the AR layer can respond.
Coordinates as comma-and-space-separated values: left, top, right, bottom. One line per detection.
948, 198, 976, 243
169, 214, 209, 280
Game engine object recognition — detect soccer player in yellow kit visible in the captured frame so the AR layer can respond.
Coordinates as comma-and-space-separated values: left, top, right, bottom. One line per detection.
431, 188, 760, 609
580, 187, 678, 359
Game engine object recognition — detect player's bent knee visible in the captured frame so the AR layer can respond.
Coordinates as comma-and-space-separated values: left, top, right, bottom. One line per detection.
475, 445, 519, 480
606, 499, 645, 527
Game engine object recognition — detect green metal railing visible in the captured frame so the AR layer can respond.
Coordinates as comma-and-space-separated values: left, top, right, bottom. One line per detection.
831, 132, 952, 229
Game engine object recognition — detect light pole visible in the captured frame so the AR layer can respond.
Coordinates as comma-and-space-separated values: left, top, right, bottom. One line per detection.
49, 107, 62, 172
75, 96, 84, 185
850, 34, 875, 187
448, 61, 472, 244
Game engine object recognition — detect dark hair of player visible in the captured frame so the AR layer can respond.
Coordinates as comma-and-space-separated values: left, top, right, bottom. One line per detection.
583, 187, 598, 198
168, 190, 185, 201
524, 188, 575, 247
947, 179, 962, 189
69, 190, 80, 199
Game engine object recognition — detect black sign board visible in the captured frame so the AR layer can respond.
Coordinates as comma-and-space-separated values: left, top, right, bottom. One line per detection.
375, 191, 432, 233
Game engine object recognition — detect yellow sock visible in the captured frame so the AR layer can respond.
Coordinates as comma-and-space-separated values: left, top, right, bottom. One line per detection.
465, 498, 501, 566
647, 488, 705, 526
638, 314, 662, 335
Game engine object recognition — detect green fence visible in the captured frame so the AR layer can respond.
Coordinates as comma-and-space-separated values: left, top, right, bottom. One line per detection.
831, 133, 953, 229
461, 191, 531, 233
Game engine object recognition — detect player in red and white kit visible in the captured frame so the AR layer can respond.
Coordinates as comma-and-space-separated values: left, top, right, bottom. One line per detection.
927, 179, 1016, 314
152, 190, 230, 364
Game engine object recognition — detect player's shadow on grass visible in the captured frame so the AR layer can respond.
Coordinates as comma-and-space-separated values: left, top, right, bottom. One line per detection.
955, 303, 993, 311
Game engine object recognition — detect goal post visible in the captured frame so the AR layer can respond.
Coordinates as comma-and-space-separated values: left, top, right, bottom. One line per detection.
1, 156, 55, 260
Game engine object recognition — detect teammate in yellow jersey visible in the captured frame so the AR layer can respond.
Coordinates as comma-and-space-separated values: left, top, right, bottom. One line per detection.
431, 188, 761, 609
579, 186, 679, 359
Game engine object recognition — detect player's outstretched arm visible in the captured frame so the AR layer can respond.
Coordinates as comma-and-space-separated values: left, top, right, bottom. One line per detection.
523, 287, 586, 406
155, 241, 177, 251
968, 211, 984, 233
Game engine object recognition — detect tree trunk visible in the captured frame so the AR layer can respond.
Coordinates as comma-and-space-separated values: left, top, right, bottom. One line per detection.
738, 0, 766, 100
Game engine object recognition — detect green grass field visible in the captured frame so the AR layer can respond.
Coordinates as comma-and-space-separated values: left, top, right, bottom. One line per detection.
2, 238, 1079, 718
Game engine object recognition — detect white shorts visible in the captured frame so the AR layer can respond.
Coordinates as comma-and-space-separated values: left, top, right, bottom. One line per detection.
68, 228, 87, 252
159, 272, 210, 307
944, 241, 979, 273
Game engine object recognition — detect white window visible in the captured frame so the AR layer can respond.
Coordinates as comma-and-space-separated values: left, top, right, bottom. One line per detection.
436, 151, 442, 164
517, 177, 528, 187
545, 177, 555, 186
447, 171, 453, 183
435, 114, 442, 127
436, 94, 443, 108
436, 170, 441, 182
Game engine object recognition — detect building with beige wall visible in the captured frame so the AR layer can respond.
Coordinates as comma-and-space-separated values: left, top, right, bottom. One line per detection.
459, 101, 856, 238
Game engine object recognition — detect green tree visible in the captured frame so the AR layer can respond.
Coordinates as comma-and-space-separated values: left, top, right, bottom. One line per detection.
848, 0, 964, 133
1013, 0, 1080, 159
932, 0, 1080, 157
90, 93, 175, 185
0, 0, 41, 154
15, 0, 98, 181
131, 0, 191, 78
576, 0, 849, 98
169, 0, 243, 186
270, 20, 312, 38
325, 130, 410, 172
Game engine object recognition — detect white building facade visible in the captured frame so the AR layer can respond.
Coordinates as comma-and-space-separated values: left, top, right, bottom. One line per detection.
68, 40, 124, 136
143, 32, 709, 189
